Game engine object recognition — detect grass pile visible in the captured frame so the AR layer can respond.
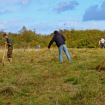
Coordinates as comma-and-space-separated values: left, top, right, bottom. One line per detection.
0, 48, 105, 105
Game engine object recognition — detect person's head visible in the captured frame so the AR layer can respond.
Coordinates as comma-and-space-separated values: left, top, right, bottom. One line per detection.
3, 33, 8, 39
54, 30, 58, 34
100, 37, 103, 40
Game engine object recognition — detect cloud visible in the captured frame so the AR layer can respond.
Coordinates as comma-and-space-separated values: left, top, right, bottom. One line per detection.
0, 0, 31, 6
0, 19, 23, 32
1, 17, 105, 34
0, 0, 33, 15
0, 9, 14, 15
29, 23, 56, 34
53, 1, 79, 13
83, 1, 105, 21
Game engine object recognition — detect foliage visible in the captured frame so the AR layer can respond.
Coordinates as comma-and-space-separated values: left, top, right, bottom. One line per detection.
0, 28, 105, 48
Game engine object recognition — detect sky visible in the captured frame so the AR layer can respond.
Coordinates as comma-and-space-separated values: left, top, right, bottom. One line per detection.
0, 0, 105, 35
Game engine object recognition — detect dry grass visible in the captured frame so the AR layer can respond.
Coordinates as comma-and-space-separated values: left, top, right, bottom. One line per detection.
0, 48, 105, 105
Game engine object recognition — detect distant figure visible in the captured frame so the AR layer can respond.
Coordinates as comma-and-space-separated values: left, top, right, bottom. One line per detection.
48, 30, 72, 62
36, 46, 40, 49
3, 33, 13, 62
99, 38, 105, 49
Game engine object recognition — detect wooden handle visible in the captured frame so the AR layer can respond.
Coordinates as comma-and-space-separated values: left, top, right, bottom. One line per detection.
97, 59, 105, 72
30, 49, 48, 62
2, 43, 7, 62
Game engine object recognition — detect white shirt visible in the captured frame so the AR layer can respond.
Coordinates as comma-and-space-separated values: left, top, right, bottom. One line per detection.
99, 38, 105, 44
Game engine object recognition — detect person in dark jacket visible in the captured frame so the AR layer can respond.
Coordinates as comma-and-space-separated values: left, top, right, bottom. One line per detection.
3, 33, 13, 62
48, 31, 72, 62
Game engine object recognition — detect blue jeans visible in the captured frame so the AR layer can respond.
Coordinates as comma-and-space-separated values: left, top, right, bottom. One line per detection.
58, 44, 72, 62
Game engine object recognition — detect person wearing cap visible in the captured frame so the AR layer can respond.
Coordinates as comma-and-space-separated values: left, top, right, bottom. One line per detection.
3, 33, 13, 62
48, 31, 72, 62
99, 38, 105, 49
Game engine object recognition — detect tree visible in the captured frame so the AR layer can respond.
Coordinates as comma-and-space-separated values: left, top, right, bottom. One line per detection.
18, 26, 27, 34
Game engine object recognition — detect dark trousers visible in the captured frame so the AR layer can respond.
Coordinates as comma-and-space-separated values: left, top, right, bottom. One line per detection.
7, 46, 13, 58
101, 43, 105, 48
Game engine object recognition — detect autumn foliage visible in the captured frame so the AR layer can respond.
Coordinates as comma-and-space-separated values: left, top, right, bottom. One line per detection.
0, 27, 105, 48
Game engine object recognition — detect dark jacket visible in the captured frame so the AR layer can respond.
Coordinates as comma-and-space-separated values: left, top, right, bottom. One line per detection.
48, 33, 66, 48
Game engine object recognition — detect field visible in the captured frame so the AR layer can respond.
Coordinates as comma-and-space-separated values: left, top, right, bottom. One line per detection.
0, 48, 105, 105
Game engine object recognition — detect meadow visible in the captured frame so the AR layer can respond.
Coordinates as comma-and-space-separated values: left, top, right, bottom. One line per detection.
0, 48, 105, 105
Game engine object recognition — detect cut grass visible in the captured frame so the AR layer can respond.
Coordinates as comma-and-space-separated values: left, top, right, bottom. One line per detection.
0, 48, 105, 105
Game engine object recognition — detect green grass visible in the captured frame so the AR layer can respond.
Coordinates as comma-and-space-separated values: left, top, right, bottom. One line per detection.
0, 48, 105, 105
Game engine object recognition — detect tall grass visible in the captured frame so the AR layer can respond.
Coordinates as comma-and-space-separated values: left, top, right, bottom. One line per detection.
0, 48, 105, 105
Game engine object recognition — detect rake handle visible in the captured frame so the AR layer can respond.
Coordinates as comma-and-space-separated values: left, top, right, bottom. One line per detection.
2, 43, 7, 66
30, 49, 48, 62
97, 59, 105, 72
2, 43, 7, 61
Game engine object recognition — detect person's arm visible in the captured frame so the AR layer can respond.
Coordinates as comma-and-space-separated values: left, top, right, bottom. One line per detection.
6, 38, 12, 46
62, 35, 66, 41
48, 37, 55, 49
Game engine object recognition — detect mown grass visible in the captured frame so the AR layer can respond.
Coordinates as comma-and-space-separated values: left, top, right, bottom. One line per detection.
0, 48, 105, 105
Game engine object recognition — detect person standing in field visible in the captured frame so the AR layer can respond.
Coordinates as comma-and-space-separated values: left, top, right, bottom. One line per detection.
3, 33, 13, 62
48, 30, 72, 62
99, 38, 105, 49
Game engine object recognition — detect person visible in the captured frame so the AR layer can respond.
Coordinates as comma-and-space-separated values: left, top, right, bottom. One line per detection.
48, 30, 72, 62
99, 38, 105, 49
3, 33, 13, 62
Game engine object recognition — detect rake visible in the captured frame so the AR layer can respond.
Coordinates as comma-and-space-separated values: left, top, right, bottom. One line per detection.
2, 43, 7, 66
97, 59, 105, 72
30, 49, 49, 62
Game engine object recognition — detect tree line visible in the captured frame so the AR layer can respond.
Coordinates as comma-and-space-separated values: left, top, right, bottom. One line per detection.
0, 27, 105, 48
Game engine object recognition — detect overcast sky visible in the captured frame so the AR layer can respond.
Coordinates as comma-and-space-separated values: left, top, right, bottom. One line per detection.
0, 0, 105, 34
